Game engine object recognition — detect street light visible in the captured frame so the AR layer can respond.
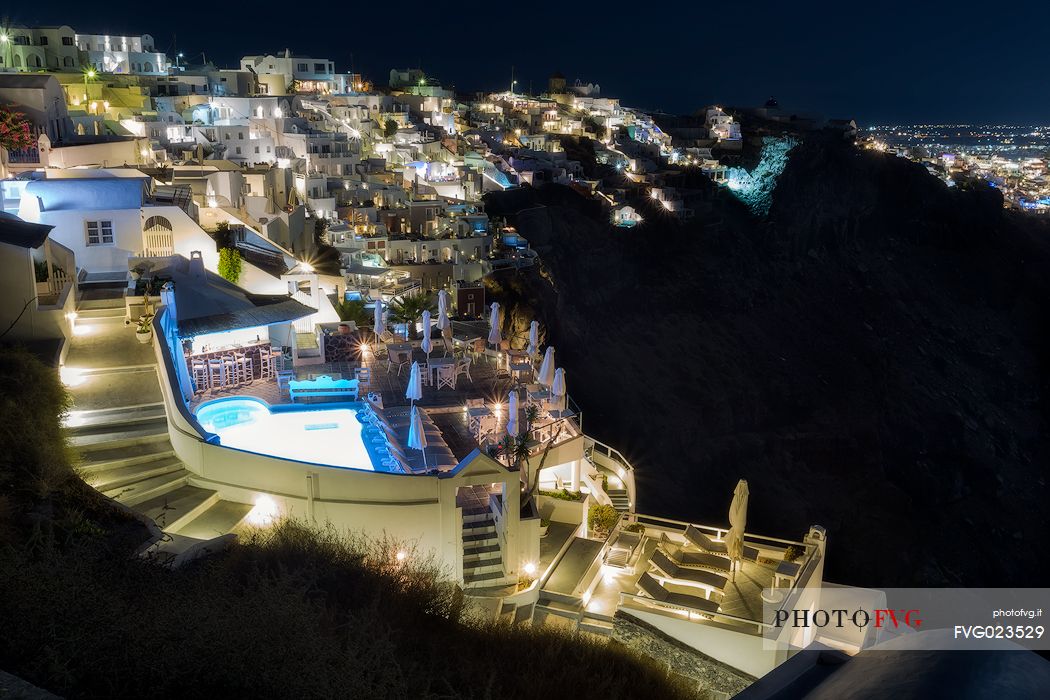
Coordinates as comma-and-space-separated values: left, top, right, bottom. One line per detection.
83, 68, 96, 104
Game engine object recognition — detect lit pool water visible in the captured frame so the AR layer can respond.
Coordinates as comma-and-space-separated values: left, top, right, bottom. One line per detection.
194, 397, 381, 471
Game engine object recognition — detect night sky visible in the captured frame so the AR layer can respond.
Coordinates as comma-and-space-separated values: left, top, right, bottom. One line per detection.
10, 1, 1049, 125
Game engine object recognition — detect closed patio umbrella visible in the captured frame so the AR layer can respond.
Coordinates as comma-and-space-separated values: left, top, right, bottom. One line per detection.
407, 405, 428, 469
373, 300, 385, 340
406, 361, 423, 405
506, 390, 520, 438
421, 309, 433, 359
488, 302, 501, 348
537, 346, 556, 387
551, 367, 566, 411
725, 479, 750, 582
527, 320, 539, 357
437, 289, 450, 330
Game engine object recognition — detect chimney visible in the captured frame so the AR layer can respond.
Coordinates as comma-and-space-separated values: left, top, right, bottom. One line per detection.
188, 250, 205, 278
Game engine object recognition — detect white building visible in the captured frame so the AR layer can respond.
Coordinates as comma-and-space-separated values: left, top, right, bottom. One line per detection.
75, 32, 169, 75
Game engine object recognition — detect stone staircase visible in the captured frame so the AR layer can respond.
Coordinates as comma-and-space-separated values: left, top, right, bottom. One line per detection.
606, 487, 630, 512
461, 506, 505, 587
69, 407, 253, 547
65, 294, 254, 558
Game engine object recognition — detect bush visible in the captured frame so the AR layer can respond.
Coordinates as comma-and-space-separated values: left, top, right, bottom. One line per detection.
588, 504, 620, 537
217, 247, 243, 285
333, 298, 369, 326
784, 544, 805, 563
623, 522, 644, 533
538, 488, 584, 502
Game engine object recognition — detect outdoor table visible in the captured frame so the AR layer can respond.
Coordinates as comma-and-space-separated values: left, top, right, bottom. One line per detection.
774, 560, 801, 588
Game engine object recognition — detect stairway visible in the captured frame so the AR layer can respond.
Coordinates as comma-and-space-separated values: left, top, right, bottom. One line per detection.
461, 506, 505, 587
66, 294, 255, 558
607, 488, 630, 512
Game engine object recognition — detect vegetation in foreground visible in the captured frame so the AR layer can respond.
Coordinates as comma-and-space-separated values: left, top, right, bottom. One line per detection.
0, 349, 697, 699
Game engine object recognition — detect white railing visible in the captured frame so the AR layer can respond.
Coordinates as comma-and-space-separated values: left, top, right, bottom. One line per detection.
584, 436, 637, 512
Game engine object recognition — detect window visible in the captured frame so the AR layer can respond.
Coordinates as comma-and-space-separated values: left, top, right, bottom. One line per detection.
314, 63, 325, 73
266, 146, 271, 152
235, 146, 242, 154
38, 36, 48, 46
297, 63, 307, 72
63, 56, 74, 67
86, 221, 114, 246
62, 36, 74, 46
238, 131, 244, 140
254, 146, 259, 154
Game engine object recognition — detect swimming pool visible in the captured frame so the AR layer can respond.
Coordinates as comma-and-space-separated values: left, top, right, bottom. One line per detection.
194, 397, 382, 471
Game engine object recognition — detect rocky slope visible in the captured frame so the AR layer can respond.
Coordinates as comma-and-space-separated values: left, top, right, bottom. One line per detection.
484, 137, 1050, 587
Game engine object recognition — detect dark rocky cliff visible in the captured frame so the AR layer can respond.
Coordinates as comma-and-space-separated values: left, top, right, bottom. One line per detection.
484, 138, 1050, 587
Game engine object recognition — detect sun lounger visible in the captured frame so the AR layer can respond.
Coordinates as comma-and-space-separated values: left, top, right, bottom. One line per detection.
636, 572, 719, 615
660, 533, 732, 572
684, 525, 758, 561
649, 550, 728, 598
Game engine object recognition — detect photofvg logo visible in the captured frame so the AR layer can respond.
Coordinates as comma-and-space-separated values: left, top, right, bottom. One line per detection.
762, 588, 1049, 652
774, 607, 923, 632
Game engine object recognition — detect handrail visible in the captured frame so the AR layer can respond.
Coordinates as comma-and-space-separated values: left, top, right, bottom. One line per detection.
583, 435, 636, 511
617, 592, 773, 633
632, 512, 809, 549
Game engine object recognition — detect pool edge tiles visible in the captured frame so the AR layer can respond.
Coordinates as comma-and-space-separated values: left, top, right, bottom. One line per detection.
194, 396, 393, 473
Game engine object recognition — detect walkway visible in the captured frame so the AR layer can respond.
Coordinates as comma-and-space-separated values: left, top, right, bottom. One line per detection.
65, 288, 253, 560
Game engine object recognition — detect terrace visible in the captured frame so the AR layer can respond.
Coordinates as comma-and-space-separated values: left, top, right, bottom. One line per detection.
183, 319, 582, 468
538, 513, 821, 639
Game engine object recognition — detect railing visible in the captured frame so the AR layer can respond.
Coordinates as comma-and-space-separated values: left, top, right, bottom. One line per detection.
583, 436, 636, 512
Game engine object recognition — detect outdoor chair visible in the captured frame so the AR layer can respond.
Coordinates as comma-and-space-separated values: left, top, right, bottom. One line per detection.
419, 362, 432, 386
649, 550, 728, 599
436, 364, 456, 390
684, 525, 759, 562
636, 572, 719, 615
191, 360, 209, 393
354, 366, 371, 389
660, 533, 732, 573
454, 358, 473, 384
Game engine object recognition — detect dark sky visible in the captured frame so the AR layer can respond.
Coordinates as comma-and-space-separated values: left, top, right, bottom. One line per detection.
11, 1, 1049, 125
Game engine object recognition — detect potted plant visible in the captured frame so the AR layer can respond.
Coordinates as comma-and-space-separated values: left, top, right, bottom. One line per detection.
540, 517, 551, 537
135, 314, 154, 344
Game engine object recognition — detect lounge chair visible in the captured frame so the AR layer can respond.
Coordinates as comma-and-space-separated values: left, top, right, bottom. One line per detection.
684, 525, 759, 562
660, 533, 732, 573
636, 572, 719, 615
649, 550, 728, 598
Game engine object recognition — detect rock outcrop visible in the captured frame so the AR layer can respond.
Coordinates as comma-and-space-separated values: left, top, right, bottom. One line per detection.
484, 138, 1050, 588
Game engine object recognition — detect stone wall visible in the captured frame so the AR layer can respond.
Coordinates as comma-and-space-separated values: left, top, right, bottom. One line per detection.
613, 612, 754, 698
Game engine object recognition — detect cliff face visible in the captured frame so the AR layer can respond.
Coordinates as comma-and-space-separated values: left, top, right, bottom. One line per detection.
485, 140, 1050, 587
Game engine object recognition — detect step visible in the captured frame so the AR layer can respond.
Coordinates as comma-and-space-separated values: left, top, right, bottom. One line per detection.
76, 305, 127, 319
463, 556, 503, 576
462, 530, 499, 544
104, 468, 189, 506
85, 456, 184, 491
463, 542, 501, 558
65, 404, 167, 432
463, 513, 495, 527
71, 423, 169, 452
173, 500, 253, 540
77, 296, 126, 311
78, 442, 175, 474
132, 485, 218, 532
463, 570, 506, 585
579, 619, 614, 636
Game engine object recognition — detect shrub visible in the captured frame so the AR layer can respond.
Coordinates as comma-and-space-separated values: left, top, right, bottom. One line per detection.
217, 247, 243, 285
588, 504, 619, 537
538, 488, 583, 502
784, 544, 805, 563
333, 298, 369, 326
623, 522, 644, 533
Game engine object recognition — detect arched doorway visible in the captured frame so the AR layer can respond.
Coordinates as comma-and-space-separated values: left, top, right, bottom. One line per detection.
143, 215, 174, 256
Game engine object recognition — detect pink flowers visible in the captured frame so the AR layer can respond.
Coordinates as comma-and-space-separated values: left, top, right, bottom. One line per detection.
0, 106, 34, 150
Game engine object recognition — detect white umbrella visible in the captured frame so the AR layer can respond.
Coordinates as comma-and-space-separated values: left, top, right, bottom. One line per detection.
725, 479, 750, 581
421, 309, 433, 359
537, 346, 556, 387
437, 289, 450, 330
527, 320, 539, 357
551, 367, 566, 411
405, 361, 423, 405
407, 405, 428, 469
506, 390, 520, 438
373, 300, 385, 339
488, 302, 502, 348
